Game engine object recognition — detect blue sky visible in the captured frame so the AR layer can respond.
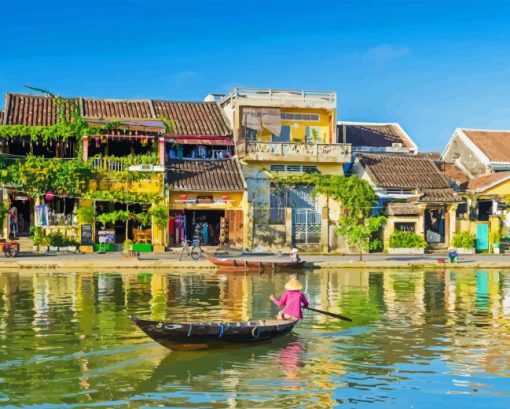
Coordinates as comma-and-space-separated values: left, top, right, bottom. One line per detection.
1, 0, 510, 152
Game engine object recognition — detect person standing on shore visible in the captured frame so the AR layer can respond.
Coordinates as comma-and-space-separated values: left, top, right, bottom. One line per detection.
269, 274, 309, 320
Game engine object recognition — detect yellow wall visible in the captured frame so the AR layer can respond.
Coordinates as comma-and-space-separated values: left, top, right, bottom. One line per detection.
89, 176, 163, 194
169, 191, 244, 210
244, 107, 333, 144
480, 179, 510, 196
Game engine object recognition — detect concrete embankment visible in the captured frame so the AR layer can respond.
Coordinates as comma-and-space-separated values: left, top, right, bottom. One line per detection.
1, 253, 510, 271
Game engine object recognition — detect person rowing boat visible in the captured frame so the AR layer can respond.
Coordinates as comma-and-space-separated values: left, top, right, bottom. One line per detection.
269, 274, 309, 320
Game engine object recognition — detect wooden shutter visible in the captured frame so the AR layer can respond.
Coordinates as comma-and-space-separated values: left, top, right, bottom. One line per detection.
225, 210, 243, 247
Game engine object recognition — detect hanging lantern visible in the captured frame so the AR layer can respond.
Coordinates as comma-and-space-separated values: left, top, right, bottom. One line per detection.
222, 195, 229, 202
101, 135, 107, 144
95, 137, 100, 148
45, 191, 54, 201
180, 194, 188, 201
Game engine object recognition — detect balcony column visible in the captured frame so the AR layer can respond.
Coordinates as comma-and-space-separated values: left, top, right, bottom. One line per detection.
158, 137, 166, 166
82, 136, 89, 162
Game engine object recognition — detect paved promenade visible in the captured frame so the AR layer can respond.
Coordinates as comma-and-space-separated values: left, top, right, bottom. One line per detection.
1, 251, 510, 270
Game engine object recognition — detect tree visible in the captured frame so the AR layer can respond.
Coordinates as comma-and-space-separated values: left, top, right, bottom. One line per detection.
313, 175, 386, 261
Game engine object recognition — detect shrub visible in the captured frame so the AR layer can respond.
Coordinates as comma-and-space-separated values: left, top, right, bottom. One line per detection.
46, 232, 66, 248
123, 239, 133, 252
389, 231, 427, 249
451, 231, 476, 249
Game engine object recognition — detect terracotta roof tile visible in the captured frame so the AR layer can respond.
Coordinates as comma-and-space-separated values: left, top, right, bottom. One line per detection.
2, 93, 232, 137
82, 98, 154, 119
358, 153, 450, 189
463, 129, 510, 162
467, 171, 510, 192
3, 93, 79, 125
153, 101, 230, 136
440, 162, 470, 189
419, 188, 459, 202
167, 158, 245, 192
338, 123, 415, 150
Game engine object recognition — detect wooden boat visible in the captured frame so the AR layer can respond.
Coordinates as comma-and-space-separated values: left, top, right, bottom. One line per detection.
206, 255, 306, 272
131, 315, 298, 351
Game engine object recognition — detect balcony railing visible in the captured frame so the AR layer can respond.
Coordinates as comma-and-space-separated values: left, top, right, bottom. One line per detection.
90, 154, 161, 172
91, 157, 125, 172
243, 142, 350, 162
221, 88, 336, 105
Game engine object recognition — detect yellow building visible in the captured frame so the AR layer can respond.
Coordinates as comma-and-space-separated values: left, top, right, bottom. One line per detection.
213, 88, 351, 253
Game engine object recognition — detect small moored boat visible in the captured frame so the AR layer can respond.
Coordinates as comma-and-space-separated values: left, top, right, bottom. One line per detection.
206, 256, 306, 272
131, 315, 298, 351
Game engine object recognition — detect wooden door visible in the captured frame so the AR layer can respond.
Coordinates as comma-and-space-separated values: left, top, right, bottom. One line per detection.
225, 210, 243, 248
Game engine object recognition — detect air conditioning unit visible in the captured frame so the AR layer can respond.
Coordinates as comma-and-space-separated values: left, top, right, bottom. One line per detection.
128, 164, 164, 172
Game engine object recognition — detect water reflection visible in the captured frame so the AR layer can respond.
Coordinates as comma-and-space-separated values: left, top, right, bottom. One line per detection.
0, 269, 509, 408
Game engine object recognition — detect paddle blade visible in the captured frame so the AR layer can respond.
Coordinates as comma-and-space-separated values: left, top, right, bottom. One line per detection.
306, 307, 353, 322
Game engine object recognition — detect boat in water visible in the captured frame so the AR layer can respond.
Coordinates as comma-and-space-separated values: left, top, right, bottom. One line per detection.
131, 315, 298, 351
206, 255, 306, 272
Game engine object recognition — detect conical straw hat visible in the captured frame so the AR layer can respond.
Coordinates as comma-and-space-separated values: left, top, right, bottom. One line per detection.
285, 277, 303, 291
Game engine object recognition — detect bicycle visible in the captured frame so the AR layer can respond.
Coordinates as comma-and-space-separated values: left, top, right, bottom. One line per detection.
179, 239, 202, 261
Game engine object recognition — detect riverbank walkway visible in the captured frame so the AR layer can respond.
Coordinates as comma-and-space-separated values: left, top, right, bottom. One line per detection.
2, 251, 510, 270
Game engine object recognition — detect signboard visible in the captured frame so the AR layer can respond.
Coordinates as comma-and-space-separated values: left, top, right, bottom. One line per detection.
81, 224, 93, 245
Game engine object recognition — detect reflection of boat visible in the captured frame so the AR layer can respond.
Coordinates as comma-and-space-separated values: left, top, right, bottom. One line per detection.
206, 256, 306, 272
131, 315, 298, 351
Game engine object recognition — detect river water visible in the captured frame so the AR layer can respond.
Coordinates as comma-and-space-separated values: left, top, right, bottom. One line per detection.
0, 269, 509, 408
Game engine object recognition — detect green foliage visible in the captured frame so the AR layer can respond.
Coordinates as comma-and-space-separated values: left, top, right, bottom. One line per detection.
337, 216, 386, 259
490, 231, 501, 244
76, 206, 96, 225
135, 212, 151, 228
389, 231, 427, 249
96, 210, 131, 227
84, 190, 162, 204
30, 226, 46, 247
0, 202, 8, 229
452, 231, 476, 248
46, 232, 78, 248
123, 239, 133, 252
149, 204, 170, 228
0, 155, 93, 196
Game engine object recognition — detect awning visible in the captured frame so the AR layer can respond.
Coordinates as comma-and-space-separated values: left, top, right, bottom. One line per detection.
165, 135, 234, 146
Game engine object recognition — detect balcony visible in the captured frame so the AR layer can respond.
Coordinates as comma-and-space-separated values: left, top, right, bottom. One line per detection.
240, 142, 351, 163
220, 88, 336, 110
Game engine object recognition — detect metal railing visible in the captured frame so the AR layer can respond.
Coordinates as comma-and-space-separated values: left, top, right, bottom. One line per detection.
246, 142, 350, 158
293, 208, 321, 225
221, 88, 336, 105
91, 157, 125, 172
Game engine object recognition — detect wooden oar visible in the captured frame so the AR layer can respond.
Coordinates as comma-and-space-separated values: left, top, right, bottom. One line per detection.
305, 307, 352, 322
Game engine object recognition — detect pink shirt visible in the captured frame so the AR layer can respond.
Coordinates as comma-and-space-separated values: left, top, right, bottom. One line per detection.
272, 290, 309, 319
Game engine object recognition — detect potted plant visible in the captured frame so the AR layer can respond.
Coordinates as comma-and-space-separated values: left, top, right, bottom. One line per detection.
47, 232, 66, 252
491, 231, 501, 254
451, 231, 476, 255
388, 231, 427, 255
133, 211, 153, 253
149, 204, 169, 253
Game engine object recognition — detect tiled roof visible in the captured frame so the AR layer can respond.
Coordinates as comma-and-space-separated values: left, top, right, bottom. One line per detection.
1, 93, 232, 137
167, 158, 246, 192
419, 188, 458, 202
440, 162, 470, 189
467, 171, 510, 192
3, 93, 79, 125
338, 122, 416, 150
153, 101, 230, 136
82, 99, 154, 119
358, 153, 450, 189
462, 129, 510, 162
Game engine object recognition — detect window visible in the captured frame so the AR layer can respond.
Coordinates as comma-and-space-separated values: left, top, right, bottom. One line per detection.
269, 164, 318, 173
272, 125, 290, 143
305, 126, 321, 143
246, 128, 258, 142
281, 112, 320, 122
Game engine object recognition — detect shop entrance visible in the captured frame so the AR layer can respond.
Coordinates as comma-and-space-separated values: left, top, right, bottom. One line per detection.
10, 196, 32, 237
169, 210, 225, 247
